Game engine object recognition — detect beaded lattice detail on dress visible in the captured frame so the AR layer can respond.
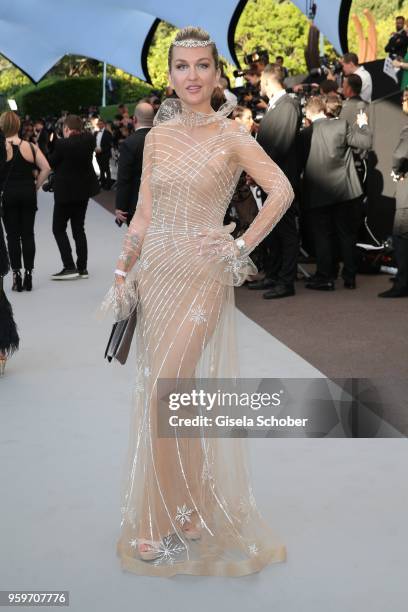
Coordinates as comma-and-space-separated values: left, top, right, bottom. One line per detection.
153, 97, 238, 128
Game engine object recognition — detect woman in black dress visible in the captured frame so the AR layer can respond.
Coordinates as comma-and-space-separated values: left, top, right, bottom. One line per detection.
0, 111, 50, 291
0, 132, 19, 375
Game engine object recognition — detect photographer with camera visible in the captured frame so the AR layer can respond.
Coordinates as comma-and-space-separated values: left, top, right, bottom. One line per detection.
49, 114, 99, 280
242, 67, 269, 114
247, 63, 302, 299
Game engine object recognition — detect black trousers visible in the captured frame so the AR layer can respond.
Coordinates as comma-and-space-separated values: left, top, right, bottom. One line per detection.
2, 195, 37, 271
259, 197, 299, 287
308, 198, 360, 282
393, 234, 408, 291
52, 199, 88, 270
96, 154, 111, 188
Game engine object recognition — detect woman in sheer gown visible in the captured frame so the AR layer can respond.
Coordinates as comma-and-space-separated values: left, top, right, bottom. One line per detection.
101, 26, 294, 577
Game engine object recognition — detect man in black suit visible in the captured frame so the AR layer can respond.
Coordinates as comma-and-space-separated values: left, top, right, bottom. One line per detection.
378, 91, 408, 298
95, 118, 113, 190
247, 62, 302, 299
49, 115, 100, 280
340, 74, 368, 125
298, 96, 372, 290
385, 15, 408, 58
340, 73, 371, 189
115, 102, 154, 226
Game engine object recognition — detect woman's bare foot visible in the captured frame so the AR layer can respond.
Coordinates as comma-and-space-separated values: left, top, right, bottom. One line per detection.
137, 538, 161, 561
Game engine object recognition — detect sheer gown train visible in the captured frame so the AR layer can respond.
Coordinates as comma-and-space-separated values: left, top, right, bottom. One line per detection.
101, 98, 294, 577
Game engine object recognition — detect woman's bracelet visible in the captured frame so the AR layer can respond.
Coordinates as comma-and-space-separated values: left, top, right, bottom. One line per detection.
114, 269, 127, 278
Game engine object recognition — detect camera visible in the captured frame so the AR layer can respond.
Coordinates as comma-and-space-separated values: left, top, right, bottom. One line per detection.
243, 49, 269, 66
318, 55, 343, 77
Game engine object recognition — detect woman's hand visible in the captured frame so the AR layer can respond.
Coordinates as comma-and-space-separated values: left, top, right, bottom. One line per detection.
114, 273, 126, 286
196, 228, 239, 260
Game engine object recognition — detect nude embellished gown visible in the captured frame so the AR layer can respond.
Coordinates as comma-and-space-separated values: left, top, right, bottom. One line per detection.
101, 97, 294, 577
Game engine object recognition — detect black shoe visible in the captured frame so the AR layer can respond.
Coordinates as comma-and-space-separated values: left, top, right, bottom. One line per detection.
23, 269, 32, 291
304, 273, 326, 283
247, 277, 277, 290
51, 268, 80, 280
263, 284, 295, 299
305, 279, 335, 291
344, 279, 356, 289
78, 269, 89, 279
12, 270, 23, 292
378, 287, 408, 298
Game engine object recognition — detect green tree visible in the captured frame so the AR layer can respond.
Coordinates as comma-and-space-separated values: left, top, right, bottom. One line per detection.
0, 56, 30, 99
147, 21, 177, 90
235, 0, 312, 74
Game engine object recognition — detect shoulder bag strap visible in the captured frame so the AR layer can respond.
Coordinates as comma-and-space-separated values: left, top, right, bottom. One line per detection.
28, 141, 38, 168
0, 143, 17, 200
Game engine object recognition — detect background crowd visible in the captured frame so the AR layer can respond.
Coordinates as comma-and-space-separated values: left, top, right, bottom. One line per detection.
1, 14, 408, 374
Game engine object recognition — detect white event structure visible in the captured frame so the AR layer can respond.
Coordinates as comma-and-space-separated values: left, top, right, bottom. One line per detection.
0, 0, 345, 82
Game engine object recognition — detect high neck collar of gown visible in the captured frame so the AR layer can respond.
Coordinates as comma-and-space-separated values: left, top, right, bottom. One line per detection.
153, 97, 237, 128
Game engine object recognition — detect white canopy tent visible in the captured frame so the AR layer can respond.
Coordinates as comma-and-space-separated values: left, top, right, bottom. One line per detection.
0, 0, 346, 82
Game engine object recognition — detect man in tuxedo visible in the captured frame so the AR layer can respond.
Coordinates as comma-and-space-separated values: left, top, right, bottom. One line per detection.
49, 115, 100, 280
95, 118, 113, 189
298, 96, 372, 291
115, 102, 154, 226
340, 74, 368, 124
340, 73, 372, 189
247, 62, 302, 299
378, 91, 408, 298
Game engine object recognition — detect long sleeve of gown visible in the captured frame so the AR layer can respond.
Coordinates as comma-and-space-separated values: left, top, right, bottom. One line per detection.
100, 130, 154, 321
201, 124, 294, 287
232, 125, 295, 258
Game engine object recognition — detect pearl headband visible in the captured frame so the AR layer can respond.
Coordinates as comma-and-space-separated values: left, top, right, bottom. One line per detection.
172, 38, 214, 47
